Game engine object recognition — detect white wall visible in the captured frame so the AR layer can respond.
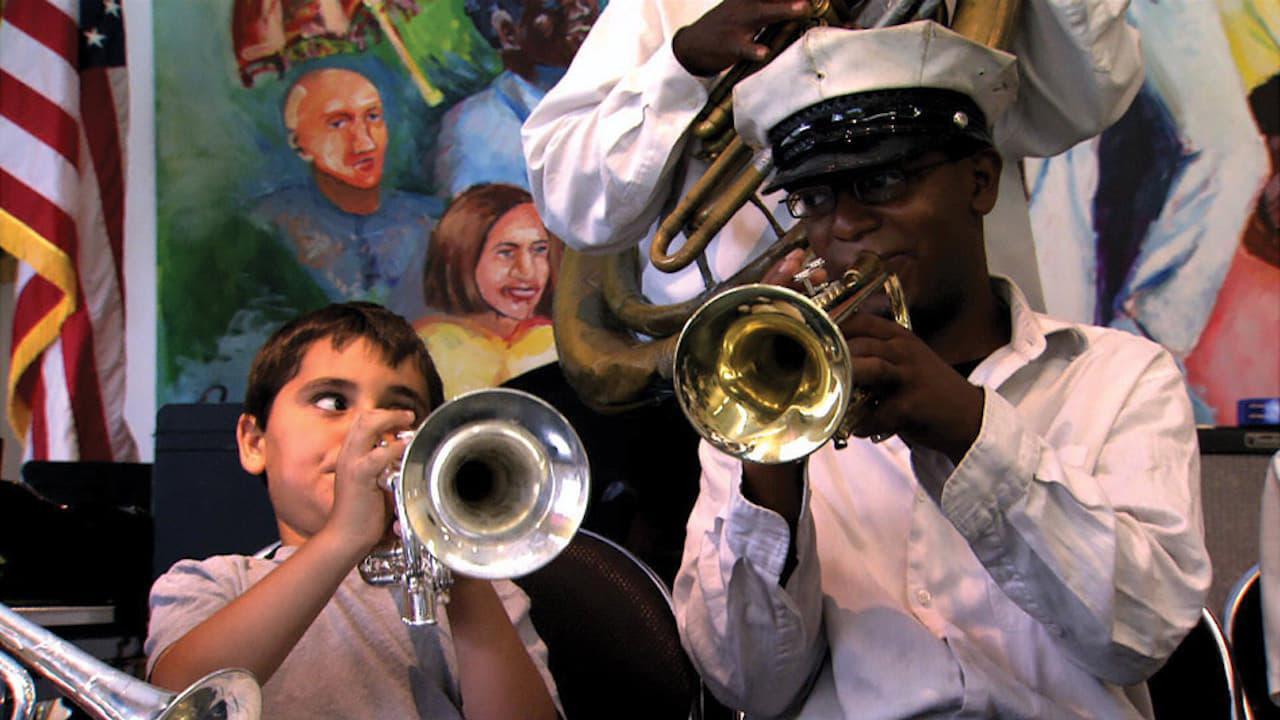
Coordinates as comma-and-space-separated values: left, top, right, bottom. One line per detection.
123, 0, 155, 462
0, 0, 156, 473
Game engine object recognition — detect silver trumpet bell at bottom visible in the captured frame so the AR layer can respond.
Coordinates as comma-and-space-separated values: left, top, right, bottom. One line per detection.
0, 601, 261, 720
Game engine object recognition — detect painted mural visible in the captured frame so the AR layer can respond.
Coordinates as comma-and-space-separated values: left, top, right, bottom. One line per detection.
155, 0, 1276, 426
1026, 0, 1278, 426
155, 0, 598, 404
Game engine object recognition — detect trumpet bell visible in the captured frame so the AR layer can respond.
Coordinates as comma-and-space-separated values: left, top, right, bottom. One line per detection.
0, 602, 260, 720
154, 669, 263, 720
674, 283, 852, 464
398, 388, 590, 579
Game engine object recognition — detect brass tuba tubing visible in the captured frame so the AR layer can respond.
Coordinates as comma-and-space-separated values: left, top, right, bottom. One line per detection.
0, 603, 261, 720
649, 0, 845, 275
360, 388, 590, 625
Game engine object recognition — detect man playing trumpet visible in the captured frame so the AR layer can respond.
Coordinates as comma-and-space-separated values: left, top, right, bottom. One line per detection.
671, 23, 1210, 718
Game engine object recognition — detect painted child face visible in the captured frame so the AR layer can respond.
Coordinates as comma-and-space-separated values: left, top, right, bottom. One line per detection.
474, 203, 552, 321
238, 337, 430, 543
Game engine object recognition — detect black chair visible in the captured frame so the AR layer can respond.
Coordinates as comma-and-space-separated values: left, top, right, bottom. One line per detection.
1148, 608, 1239, 720
513, 528, 714, 720
1226, 565, 1280, 720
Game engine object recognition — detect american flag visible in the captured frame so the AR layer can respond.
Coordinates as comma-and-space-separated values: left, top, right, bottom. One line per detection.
0, 0, 137, 461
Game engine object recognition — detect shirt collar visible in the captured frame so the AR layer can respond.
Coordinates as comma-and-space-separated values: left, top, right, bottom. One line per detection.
975, 276, 1085, 387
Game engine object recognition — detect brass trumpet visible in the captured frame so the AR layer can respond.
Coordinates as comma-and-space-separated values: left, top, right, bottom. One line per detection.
359, 388, 590, 625
673, 252, 910, 463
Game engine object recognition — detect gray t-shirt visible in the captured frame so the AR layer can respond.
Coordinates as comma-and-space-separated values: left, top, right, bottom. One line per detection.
145, 546, 558, 719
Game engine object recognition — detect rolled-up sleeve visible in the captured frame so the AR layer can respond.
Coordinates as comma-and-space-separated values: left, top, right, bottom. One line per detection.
938, 347, 1210, 686
672, 442, 827, 717
997, 0, 1144, 158
522, 0, 715, 253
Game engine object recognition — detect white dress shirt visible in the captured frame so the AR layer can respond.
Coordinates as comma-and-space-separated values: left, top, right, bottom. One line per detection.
523, 0, 1143, 309
1258, 451, 1280, 703
672, 278, 1211, 719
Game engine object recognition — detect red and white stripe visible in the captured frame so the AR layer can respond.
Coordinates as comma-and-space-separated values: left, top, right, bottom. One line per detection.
0, 0, 137, 461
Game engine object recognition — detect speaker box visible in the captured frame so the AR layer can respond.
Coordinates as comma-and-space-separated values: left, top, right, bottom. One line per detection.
1198, 426, 1280, 619
152, 403, 278, 580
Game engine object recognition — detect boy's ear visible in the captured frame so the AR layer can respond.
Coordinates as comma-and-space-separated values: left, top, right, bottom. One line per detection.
236, 413, 267, 476
968, 147, 1003, 216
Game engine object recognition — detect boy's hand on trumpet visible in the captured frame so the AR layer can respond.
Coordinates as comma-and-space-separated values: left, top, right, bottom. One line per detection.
325, 409, 418, 557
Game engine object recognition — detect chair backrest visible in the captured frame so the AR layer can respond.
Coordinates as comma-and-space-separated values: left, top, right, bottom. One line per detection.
513, 529, 703, 720
1148, 608, 1239, 720
1226, 565, 1280, 720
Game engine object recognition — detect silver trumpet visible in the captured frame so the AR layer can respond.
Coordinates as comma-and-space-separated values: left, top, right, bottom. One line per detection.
360, 388, 590, 625
0, 602, 261, 720
1, 649, 34, 720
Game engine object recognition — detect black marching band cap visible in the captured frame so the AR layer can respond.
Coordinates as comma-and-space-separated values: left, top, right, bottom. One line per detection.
732, 22, 1021, 191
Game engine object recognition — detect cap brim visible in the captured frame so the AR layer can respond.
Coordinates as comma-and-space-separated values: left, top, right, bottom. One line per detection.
764, 135, 928, 193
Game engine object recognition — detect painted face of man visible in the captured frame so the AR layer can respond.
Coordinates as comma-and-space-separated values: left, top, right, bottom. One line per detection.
289, 69, 388, 190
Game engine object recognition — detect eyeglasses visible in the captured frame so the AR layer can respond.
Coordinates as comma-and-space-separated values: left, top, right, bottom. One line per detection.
783, 157, 956, 219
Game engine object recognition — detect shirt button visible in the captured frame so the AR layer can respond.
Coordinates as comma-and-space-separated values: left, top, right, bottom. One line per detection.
916, 589, 932, 607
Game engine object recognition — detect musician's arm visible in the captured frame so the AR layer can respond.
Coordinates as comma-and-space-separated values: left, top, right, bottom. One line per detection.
448, 578, 559, 720
145, 533, 363, 691
522, 0, 717, 254
996, 0, 1144, 158
929, 344, 1210, 685
673, 443, 827, 717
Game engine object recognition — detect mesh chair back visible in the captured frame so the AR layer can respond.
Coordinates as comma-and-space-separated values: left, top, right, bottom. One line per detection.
1226, 566, 1280, 720
1148, 608, 1239, 720
514, 529, 701, 720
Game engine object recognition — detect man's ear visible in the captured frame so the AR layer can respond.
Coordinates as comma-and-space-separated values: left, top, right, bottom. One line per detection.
493, 10, 519, 51
969, 147, 1003, 216
236, 413, 267, 476
288, 132, 311, 162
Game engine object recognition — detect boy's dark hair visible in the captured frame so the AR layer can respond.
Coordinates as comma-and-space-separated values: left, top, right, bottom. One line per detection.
244, 302, 444, 427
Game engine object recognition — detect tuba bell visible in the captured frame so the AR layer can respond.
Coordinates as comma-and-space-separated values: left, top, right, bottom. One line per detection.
673, 251, 910, 464
360, 388, 590, 625
552, 0, 1022, 413
0, 602, 261, 720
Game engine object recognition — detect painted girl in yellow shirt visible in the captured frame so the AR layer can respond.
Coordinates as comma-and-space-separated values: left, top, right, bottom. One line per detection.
417, 183, 562, 399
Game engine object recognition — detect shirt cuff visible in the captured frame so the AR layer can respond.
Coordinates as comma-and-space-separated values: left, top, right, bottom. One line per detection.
940, 387, 1037, 540
723, 466, 808, 583
642, 39, 714, 121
